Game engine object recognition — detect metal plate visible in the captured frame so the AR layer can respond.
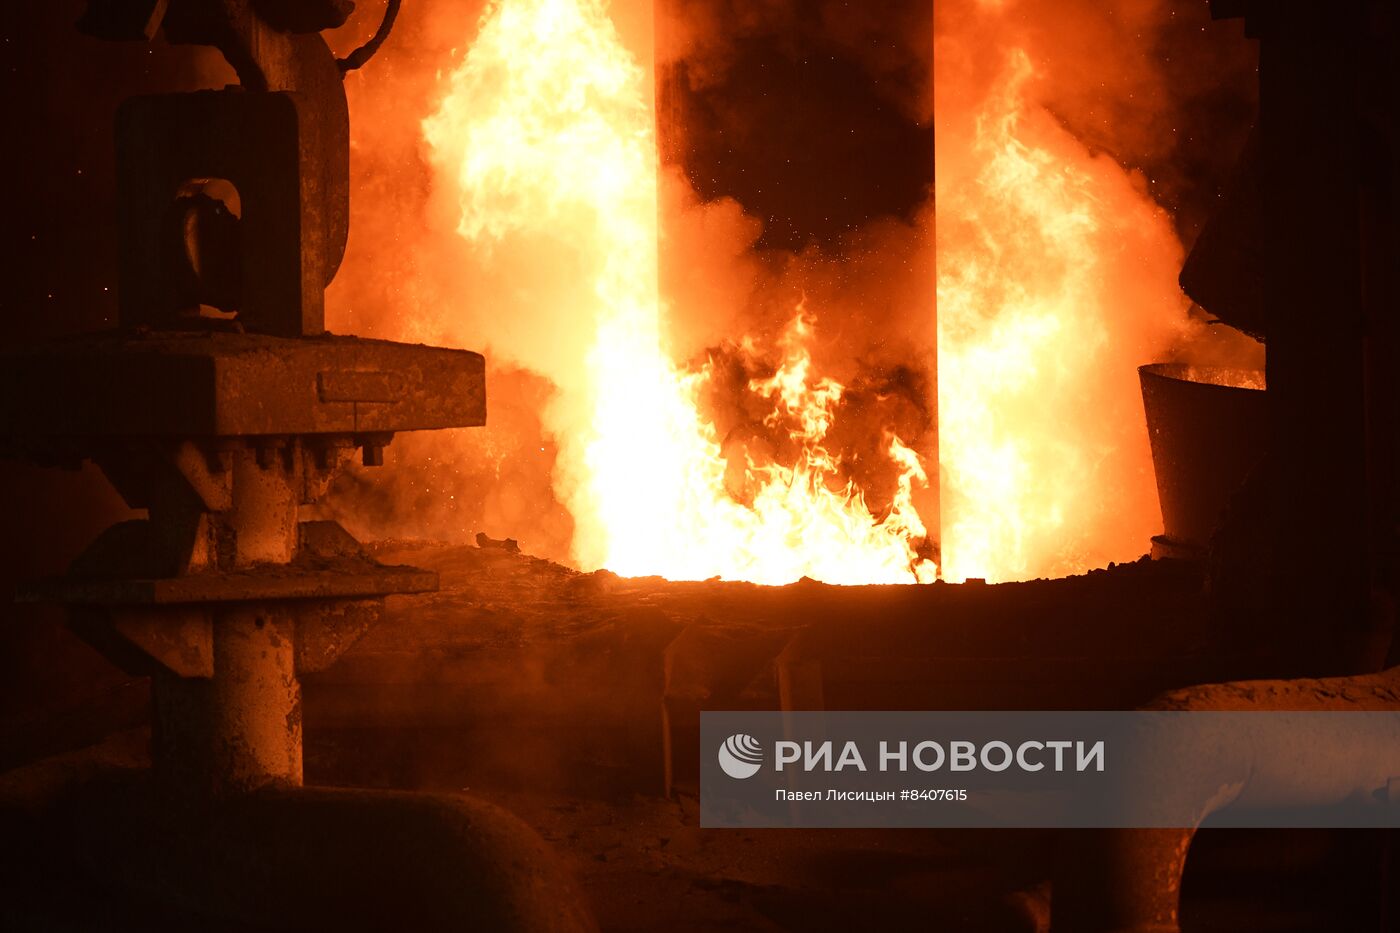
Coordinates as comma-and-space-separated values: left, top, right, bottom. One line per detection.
19, 560, 437, 606
0, 331, 485, 440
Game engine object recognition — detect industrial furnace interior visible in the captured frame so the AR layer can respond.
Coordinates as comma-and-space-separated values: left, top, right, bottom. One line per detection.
2, 1, 1398, 931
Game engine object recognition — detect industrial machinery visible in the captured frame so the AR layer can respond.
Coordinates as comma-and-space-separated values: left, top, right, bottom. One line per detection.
0, 2, 592, 928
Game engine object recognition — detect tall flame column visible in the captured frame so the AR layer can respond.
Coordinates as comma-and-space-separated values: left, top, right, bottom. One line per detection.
653, 0, 941, 567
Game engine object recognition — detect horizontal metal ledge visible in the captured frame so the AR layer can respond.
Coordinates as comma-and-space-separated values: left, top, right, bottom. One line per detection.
0, 330, 485, 439
19, 563, 438, 606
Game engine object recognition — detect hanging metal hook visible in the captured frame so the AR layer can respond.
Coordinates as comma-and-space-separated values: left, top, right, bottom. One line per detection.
337, 0, 402, 74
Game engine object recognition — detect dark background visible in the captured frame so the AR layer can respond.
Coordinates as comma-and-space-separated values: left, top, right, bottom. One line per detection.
0, 4, 209, 724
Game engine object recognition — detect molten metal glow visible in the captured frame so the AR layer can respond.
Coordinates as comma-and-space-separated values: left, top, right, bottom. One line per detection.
424, 0, 935, 584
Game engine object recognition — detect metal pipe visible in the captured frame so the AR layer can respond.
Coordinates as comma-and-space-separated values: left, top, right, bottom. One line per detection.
1052, 666, 1400, 933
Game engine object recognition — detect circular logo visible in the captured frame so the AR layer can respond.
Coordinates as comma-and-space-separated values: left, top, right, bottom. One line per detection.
718, 733, 764, 779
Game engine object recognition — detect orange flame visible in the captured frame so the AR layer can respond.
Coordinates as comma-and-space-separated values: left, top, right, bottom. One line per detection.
936, 46, 1194, 581
415, 0, 1200, 586
423, 0, 936, 585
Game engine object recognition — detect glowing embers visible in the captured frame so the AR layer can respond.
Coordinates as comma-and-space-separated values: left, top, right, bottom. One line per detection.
683, 309, 937, 585
581, 304, 937, 586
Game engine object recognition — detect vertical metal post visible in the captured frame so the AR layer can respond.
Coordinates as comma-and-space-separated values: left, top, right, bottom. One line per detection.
152, 607, 302, 798
1259, 0, 1375, 671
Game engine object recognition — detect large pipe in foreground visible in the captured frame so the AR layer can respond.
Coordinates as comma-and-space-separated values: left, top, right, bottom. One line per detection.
1052, 665, 1400, 933
3, 760, 596, 932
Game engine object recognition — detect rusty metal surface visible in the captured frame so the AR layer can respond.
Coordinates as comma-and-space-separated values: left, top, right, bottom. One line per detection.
19, 561, 436, 606
294, 544, 1218, 801
150, 609, 305, 792
1139, 363, 1267, 550
107, 609, 214, 678
1055, 666, 1400, 933
0, 331, 485, 441
294, 598, 383, 674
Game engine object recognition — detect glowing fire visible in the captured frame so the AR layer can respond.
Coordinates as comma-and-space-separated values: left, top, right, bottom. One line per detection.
935, 46, 1194, 582
423, 0, 936, 584
415, 0, 1197, 586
